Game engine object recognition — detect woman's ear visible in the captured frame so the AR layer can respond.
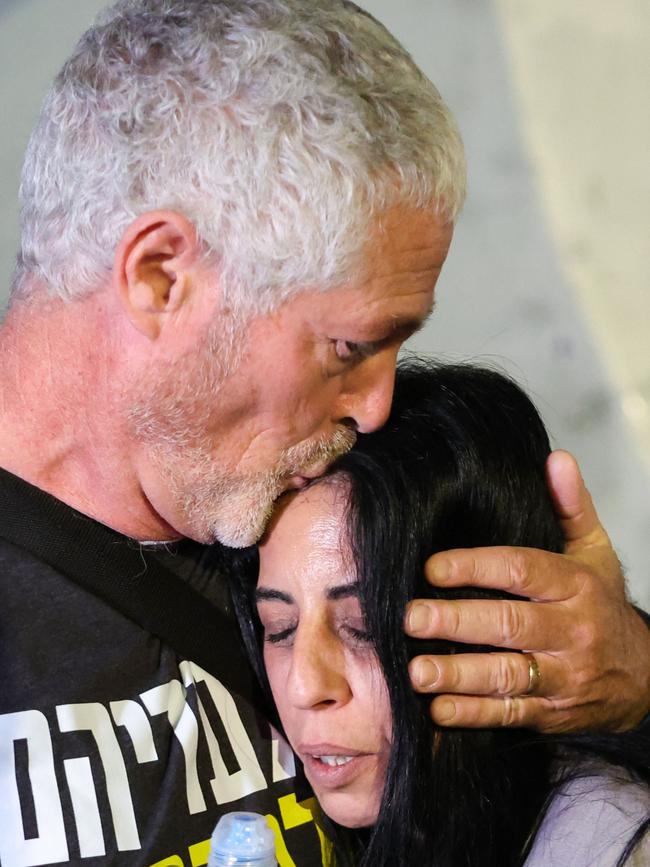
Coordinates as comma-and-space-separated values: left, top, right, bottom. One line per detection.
113, 210, 201, 340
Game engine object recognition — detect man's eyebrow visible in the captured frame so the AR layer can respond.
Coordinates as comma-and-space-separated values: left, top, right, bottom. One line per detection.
389, 300, 437, 339
327, 581, 361, 601
255, 588, 294, 604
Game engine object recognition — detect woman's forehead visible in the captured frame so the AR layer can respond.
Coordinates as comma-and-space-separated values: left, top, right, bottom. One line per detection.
263, 479, 349, 549
258, 480, 355, 587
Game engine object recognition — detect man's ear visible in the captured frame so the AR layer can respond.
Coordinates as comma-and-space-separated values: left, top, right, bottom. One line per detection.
113, 210, 202, 340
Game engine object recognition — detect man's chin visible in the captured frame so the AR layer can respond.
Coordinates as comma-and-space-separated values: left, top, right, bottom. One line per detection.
205, 501, 276, 549
171, 465, 300, 548
212, 527, 262, 549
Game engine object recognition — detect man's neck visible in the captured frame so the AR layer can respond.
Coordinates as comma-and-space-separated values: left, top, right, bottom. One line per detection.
0, 293, 179, 541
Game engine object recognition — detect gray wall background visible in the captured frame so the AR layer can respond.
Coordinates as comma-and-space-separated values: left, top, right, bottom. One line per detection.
1, 0, 648, 606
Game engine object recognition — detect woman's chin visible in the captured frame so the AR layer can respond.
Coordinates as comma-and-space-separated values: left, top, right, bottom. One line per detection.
316, 789, 379, 829
302, 751, 386, 828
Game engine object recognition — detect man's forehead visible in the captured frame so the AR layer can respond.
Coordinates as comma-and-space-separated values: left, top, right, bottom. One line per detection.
373, 205, 454, 245
276, 207, 451, 331
355, 211, 452, 290
333, 271, 438, 319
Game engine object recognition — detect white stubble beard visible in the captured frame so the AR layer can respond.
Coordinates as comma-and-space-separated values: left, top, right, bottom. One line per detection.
127, 317, 356, 546
162, 426, 357, 547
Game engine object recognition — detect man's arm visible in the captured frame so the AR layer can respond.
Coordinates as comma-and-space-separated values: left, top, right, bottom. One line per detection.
405, 450, 650, 733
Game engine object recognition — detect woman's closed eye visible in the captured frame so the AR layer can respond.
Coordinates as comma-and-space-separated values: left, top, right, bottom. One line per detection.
261, 619, 297, 646
266, 626, 296, 645
261, 617, 371, 649
339, 619, 372, 648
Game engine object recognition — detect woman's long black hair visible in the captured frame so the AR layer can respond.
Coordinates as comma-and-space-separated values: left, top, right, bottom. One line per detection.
228, 360, 649, 866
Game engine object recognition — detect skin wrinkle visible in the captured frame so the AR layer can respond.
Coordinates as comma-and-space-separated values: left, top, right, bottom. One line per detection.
5, 306, 99, 482
314, 302, 434, 351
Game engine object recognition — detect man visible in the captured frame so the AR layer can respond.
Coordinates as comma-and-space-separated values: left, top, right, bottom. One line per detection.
0, 1, 647, 864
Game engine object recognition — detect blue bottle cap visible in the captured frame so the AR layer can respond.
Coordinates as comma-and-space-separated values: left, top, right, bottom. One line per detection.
209, 812, 276, 866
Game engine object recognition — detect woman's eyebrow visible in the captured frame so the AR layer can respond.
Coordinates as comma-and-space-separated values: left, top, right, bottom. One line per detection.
327, 581, 360, 601
255, 588, 294, 604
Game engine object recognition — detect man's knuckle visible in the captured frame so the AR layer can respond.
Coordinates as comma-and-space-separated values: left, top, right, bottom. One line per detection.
498, 601, 524, 645
573, 619, 599, 655
445, 661, 464, 692
449, 555, 467, 583
494, 656, 521, 696
514, 699, 529, 725
504, 549, 531, 593
500, 697, 518, 726
442, 601, 463, 637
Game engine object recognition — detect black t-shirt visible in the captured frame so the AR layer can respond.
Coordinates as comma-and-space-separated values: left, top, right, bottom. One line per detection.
0, 468, 325, 866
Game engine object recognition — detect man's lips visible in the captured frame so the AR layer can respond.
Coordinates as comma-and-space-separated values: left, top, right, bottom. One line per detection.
285, 464, 331, 490
285, 475, 310, 491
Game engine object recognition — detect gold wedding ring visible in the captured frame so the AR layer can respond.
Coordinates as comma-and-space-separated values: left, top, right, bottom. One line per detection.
522, 652, 542, 695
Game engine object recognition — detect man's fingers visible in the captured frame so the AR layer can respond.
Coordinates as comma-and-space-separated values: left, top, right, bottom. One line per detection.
409, 651, 555, 698
412, 451, 641, 735
428, 695, 560, 729
405, 598, 567, 650
545, 450, 610, 551
424, 545, 579, 601
424, 453, 618, 601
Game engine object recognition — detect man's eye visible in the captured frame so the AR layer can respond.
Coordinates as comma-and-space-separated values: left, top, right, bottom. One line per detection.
334, 339, 374, 361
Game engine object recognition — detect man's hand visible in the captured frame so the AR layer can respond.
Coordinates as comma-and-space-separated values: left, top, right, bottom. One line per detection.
405, 450, 650, 733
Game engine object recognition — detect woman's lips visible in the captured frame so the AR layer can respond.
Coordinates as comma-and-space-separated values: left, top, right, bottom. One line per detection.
298, 744, 375, 788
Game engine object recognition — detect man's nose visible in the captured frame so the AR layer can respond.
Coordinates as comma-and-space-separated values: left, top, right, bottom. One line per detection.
335, 348, 397, 434
286, 628, 351, 710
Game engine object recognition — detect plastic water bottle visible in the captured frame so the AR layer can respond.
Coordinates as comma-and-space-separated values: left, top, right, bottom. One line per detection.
207, 812, 277, 866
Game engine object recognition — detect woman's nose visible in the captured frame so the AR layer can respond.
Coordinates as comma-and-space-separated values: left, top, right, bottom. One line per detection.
286, 627, 351, 710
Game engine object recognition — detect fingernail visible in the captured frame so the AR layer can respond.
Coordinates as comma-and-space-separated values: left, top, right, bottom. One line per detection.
435, 699, 456, 723
407, 603, 430, 634
428, 558, 452, 583
413, 659, 439, 688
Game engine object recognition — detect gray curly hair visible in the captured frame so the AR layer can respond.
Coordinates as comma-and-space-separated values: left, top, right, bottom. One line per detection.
13, 0, 466, 314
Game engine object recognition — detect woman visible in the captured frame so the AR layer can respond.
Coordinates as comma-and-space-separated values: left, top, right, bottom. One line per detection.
230, 361, 650, 866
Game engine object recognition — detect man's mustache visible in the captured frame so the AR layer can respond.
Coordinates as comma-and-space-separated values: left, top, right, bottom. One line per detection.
283, 426, 358, 476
